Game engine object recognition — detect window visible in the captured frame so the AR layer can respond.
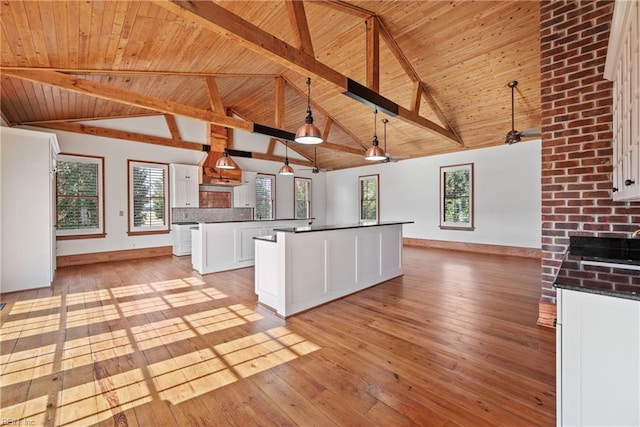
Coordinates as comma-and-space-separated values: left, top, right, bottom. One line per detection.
255, 174, 275, 220
359, 174, 379, 222
56, 154, 105, 239
294, 177, 312, 219
440, 163, 474, 230
128, 160, 169, 235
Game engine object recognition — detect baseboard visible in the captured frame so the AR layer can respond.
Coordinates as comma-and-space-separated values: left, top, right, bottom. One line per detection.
57, 246, 173, 268
403, 238, 540, 259
537, 300, 557, 328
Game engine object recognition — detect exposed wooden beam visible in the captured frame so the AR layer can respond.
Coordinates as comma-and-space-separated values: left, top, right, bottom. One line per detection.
160, 1, 460, 146
161, 1, 346, 88
0, 66, 281, 79
376, 17, 463, 145
319, 141, 363, 155
2, 69, 254, 132
35, 121, 204, 151
252, 151, 314, 168
164, 114, 182, 141
204, 76, 225, 113
266, 137, 277, 155
366, 17, 379, 93
285, 0, 314, 57
412, 82, 422, 114
322, 116, 332, 141
313, 0, 372, 19
18, 113, 160, 125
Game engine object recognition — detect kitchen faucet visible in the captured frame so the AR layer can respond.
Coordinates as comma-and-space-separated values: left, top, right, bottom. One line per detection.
632, 228, 640, 239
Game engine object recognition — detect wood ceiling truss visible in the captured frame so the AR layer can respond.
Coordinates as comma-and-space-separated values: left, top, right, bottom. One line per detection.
159, 0, 462, 146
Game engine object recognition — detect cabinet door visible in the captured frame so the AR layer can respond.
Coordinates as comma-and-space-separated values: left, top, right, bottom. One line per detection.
170, 164, 199, 208
560, 290, 640, 426
235, 227, 262, 262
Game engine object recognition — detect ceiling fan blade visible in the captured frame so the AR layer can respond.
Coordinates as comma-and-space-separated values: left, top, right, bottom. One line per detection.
519, 127, 541, 138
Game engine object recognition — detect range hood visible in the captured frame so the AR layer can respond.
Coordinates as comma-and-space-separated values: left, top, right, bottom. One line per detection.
201, 150, 242, 186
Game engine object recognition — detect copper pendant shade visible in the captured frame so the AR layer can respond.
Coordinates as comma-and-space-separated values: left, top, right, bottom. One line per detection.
295, 78, 323, 145
215, 149, 236, 170
364, 109, 387, 161
279, 141, 294, 175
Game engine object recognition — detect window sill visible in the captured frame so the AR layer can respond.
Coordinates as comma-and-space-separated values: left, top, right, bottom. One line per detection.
439, 225, 475, 231
127, 230, 170, 236
57, 233, 107, 240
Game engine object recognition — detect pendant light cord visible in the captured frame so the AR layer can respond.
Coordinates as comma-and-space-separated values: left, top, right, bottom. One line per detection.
306, 77, 312, 116
511, 84, 515, 131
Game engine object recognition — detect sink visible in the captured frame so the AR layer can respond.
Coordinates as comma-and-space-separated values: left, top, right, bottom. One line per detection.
580, 259, 640, 271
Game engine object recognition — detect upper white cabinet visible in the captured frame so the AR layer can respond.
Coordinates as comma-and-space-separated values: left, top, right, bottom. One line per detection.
605, 0, 640, 200
170, 163, 199, 208
556, 289, 640, 426
233, 171, 257, 208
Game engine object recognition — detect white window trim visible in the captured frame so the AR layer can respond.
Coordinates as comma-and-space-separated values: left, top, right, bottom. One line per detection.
359, 174, 379, 223
294, 177, 312, 219
256, 173, 276, 220
56, 153, 105, 238
128, 160, 169, 235
439, 163, 474, 230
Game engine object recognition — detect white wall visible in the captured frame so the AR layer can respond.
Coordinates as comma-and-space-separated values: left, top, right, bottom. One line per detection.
233, 156, 327, 225
326, 140, 541, 249
27, 126, 327, 256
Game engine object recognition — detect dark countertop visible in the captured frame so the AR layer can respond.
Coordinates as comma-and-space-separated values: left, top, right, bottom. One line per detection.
273, 220, 414, 234
553, 236, 640, 301
172, 218, 314, 225
253, 234, 276, 243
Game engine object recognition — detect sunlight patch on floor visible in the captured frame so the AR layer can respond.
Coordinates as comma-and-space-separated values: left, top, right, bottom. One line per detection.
0, 277, 322, 425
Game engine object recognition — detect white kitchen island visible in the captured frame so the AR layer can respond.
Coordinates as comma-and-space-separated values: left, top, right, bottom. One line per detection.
191, 219, 312, 274
254, 221, 412, 317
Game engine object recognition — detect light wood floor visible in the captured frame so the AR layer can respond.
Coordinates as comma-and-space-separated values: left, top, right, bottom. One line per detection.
0, 246, 555, 426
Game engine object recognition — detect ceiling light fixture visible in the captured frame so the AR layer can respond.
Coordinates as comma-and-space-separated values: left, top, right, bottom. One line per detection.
215, 137, 236, 170
295, 77, 323, 144
279, 141, 294, 175
364, 109, 386, 161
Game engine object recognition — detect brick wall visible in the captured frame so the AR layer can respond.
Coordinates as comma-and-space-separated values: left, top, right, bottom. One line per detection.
540, 0, 640, 311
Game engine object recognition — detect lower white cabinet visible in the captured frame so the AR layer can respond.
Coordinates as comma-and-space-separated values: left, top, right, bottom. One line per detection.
171, 224, 193, 256
191, 219, 310, 274
556, 289, 640, 426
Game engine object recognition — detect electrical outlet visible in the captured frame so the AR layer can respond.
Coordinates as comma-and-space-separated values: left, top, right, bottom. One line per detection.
119, 210, 124, 217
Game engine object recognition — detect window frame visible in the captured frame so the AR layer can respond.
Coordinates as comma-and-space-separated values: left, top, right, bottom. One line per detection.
55, 153, 106, 240
255, 173, 276, 220
439, 162, 475, 231
127, 160, 170, 236
294, 177, 312, 219
359, 174, 379, 223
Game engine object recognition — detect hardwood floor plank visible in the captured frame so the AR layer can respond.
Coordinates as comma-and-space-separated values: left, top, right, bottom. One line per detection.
0, 246, 555, 426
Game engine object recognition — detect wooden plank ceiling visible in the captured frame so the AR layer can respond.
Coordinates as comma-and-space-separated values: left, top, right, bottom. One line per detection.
0, 0, 541, 171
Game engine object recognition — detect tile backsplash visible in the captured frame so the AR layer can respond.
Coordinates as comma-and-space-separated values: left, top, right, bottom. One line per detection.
172, 207, 252, 223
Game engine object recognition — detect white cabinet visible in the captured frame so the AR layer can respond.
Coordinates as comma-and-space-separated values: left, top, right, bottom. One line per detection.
1, 127, 59, 292
233, 171, 256, 208
170, 164, 199, 208
556, 289, 640, 426
235, 227, 262, 262
171, 223, 193, 256
605, 0, 640, 200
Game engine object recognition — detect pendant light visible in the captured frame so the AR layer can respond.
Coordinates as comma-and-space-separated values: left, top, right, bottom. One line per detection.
279, 141, 294, 175
215, 137, 236, 170
364, 109, 386, 161
295, 77, 323, 144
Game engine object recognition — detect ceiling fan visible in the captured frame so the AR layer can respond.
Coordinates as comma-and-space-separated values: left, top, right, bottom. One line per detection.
504, 80, 541, 144
381, 118, 409, 163
301, 147, 330, 173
